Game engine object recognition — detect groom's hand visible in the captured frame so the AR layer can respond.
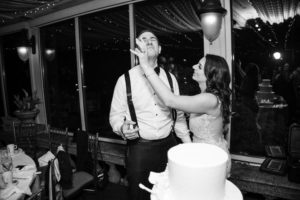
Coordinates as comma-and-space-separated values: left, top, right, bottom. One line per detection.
120, 118, 139, 140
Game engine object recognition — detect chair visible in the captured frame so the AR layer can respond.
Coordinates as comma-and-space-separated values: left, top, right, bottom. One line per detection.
48, 129, 95, 200
87, 132, 102, 191
47, 156, 95, 200
47, 159, 63, 200
34, 125, 69, 194
13, 121, 38, 160
62, 170, 94, 199
25, 161, 47, 200
26, 188, 44, 200
76, 129, 92, 172
45, 125, 69, 154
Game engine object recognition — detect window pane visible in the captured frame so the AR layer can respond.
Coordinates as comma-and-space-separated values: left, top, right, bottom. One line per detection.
40, 19, 81, 130
80, 6, 130, 132
135, 0, 202, 96
231, 1, 300, 157
0, 79, 4, 117
1, 31, 32, 116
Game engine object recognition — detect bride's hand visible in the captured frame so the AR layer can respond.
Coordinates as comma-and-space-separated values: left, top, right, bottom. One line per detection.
130, 38, 150, 71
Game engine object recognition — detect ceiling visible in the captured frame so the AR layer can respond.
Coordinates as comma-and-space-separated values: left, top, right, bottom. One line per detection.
232, 0, 300, 51
233, 0, 300, 28
0, 0, 299, 52
0, 0, 93, 26
0, 0, 299, 28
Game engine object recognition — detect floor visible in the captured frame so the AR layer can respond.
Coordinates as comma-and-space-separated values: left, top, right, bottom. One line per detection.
80, 182, 285, 200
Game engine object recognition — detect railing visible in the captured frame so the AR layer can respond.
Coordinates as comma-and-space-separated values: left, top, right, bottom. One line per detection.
36, 128, 127, 166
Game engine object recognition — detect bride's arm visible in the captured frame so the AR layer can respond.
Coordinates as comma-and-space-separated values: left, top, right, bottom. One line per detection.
146, 71, 218, 114
130, 39, 218, 114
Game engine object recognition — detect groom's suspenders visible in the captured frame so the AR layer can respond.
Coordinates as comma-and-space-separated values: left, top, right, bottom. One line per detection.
164, 69, 177, 131
124, 68, 177, 136
124, 72, 140, 138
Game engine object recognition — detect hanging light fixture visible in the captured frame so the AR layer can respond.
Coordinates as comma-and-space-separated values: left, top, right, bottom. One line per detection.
16, 30, 36, 62
196, 0, 227, 44
45, 48, 56, 61
17, 46, 30, 62
273, 51, 282, 60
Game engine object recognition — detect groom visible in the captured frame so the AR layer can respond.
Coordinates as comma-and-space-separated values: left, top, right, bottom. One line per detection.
109, 30, 191, 200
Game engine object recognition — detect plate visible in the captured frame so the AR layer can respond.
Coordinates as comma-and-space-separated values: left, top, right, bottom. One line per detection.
151, 180, 243, 200
10, 148, 23, 157
223, 180, 243, 200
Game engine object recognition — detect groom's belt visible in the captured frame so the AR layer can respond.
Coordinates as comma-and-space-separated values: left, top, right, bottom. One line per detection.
127, 132, 174, 145
139, 133, 173, 143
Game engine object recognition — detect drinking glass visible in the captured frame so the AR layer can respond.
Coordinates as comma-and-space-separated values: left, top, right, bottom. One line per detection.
0, 148, 7, 160
1, 154, 13, 172
0, 154, 13, 185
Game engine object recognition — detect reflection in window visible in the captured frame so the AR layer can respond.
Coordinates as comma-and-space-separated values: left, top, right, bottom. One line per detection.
80, 0, 204, 132
41, 19, 81, 131
135, 0, 203, 96
0, 79, 4, 116
231, 0, 300, 157
80, 6, 130, 132
1, 31, 32, 116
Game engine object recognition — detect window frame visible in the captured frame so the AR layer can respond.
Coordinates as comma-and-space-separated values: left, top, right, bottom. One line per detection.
0, 0, 265, 163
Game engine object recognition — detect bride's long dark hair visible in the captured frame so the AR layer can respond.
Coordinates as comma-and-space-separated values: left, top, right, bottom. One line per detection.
204, 54, 231, 133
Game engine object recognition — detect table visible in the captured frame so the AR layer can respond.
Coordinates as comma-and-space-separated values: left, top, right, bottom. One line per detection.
230, 162, 300, 200
257, 103, 288, 144
0, 150, 38, 200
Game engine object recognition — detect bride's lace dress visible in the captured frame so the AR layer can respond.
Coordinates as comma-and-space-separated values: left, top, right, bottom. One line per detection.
189, 111, 231, 176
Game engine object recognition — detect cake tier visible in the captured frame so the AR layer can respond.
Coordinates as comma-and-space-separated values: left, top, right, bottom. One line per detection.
257, 91, 275, 98
257, 91, 275, 104
260, 79, 271, 86
167, 143, 228, 200
259, 86, 272, 92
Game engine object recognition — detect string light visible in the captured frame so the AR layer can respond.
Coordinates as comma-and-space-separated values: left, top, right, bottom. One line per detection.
24, 2, 56, 17
0, 2, 58, 25
247, 18, 278, 48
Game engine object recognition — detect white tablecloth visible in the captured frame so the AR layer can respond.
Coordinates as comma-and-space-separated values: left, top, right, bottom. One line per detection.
0, 150, 37, 200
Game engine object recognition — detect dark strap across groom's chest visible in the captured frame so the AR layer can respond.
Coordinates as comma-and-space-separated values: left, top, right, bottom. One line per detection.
124, 68, 177, 133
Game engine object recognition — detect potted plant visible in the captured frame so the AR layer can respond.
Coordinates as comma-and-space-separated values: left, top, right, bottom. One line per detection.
13, 89, 41, 122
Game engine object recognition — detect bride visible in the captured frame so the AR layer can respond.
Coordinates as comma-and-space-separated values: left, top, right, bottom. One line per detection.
131, 38, 232, 176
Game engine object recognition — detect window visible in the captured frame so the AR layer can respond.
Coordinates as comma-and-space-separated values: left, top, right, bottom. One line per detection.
80, 6, 130, 132
1, 31, 32, 116
40, 19, 81, 130
231, 0, 300, 159
135, 0, 203, 96
27, 0, 204, 132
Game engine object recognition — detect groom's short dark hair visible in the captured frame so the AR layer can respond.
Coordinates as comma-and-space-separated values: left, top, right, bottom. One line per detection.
137, 29, 160, 45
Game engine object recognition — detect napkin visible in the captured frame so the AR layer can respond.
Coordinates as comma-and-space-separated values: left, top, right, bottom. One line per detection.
148, 169, 169, 186
13, 169, 35, 180
0, 185, 22, 200
12, 169, 34, 195
22, 165, 36, 171
38, 151, 55, 167
148, 169, 171, 200
0, 174, 6, 189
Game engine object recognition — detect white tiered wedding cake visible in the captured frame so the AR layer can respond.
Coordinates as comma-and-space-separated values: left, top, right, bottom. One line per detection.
257, 79, 275, 104
147, 143, 242, 200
